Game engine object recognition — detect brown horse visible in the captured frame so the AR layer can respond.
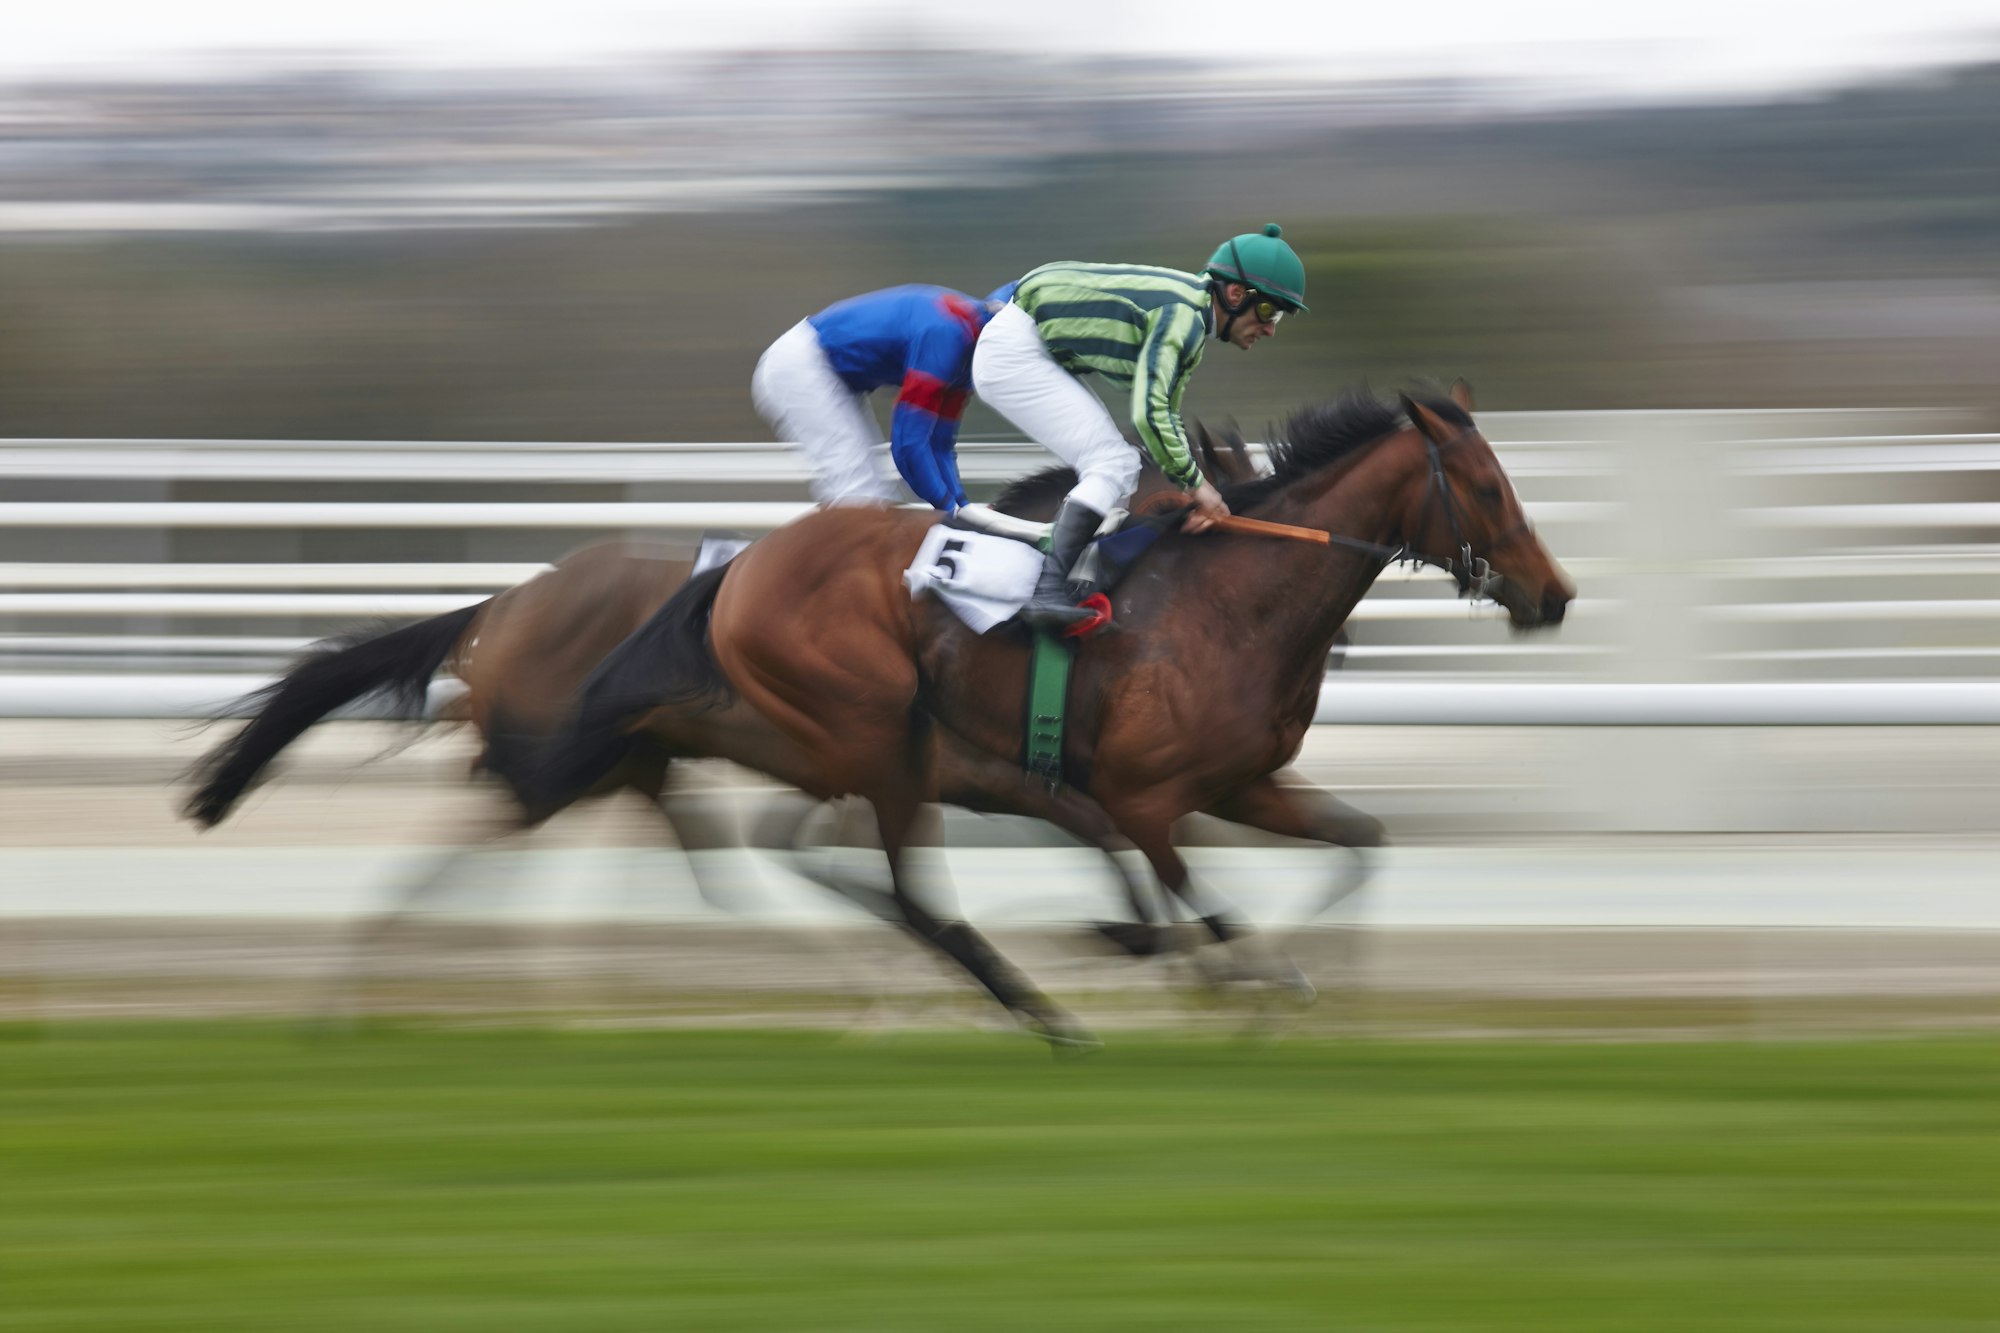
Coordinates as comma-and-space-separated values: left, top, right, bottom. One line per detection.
185, 433, 1283, 1032
495, 385, 1574, 1043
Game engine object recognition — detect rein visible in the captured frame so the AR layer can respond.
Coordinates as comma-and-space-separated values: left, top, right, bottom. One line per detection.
1169, 424, 1512, 602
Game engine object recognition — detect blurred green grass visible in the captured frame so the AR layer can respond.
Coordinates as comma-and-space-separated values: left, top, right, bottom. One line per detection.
4, 1027, 2000, 1331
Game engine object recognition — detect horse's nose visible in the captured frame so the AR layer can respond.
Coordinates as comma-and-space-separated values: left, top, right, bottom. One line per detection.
1541, 586, 1571, 625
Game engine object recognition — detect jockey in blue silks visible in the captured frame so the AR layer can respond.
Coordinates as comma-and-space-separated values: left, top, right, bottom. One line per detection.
753, 282, 1018, 511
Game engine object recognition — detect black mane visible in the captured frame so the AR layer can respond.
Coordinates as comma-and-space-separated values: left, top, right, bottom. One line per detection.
993, 385, 1472, 516
1219, 386, 1467, 510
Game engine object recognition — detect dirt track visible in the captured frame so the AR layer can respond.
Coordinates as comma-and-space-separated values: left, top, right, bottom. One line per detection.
3, 719, 1997, 1034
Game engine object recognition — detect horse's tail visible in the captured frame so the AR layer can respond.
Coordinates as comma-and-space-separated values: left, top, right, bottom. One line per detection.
183, 601, 486, 828
483, 563, 733, 815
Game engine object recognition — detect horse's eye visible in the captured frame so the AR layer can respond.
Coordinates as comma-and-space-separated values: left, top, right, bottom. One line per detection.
1475, 484, 1503, 506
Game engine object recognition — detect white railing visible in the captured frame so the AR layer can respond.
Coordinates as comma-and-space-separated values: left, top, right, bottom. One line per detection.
0, 501, 815, 529
4, 410, 1998, 720
3, 674, 1998, 724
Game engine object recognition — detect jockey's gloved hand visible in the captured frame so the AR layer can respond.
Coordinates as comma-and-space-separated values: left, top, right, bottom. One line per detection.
1183, 480, 1231, 534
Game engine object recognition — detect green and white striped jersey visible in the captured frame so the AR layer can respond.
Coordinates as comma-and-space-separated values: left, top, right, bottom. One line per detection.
1010, 262, 1214, 489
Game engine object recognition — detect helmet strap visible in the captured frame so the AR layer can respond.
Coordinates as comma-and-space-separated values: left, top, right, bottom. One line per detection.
1211, 237, 1258, 341
1212, 278, 1255, 342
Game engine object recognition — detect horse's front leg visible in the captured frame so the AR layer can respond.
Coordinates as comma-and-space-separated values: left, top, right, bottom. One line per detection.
1204, 770, 1383, 923
1201, 772, 1384, 1000
1104, 786, 1320, 1007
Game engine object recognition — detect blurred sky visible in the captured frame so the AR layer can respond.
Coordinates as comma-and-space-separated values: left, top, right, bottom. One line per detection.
10, 0, 2000, 101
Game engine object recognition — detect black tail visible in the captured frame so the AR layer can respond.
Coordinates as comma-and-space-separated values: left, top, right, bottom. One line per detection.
483, 563, 732, 815
183, 601, 485, 828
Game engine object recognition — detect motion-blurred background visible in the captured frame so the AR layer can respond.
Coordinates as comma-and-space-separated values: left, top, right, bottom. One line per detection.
5, 23, 2000, 437
3, 2, 1999, 1014
7, 7, 2000, 1331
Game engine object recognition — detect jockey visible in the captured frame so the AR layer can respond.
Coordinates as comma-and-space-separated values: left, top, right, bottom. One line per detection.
753, 283, 1014, 512
974, 224, 1307, 626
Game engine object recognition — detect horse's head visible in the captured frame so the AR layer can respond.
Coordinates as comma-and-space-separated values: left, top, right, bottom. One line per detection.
1396, 383, 1575, 631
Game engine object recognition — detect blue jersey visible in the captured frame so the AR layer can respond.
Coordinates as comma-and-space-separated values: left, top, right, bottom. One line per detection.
806, 284, 1009, 510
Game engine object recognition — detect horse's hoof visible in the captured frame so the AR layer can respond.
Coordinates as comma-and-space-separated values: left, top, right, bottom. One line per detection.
1272, 964, 1318, 1008
1045, 1028, 1104, 1060
1194, 952, 1318, 1007
1089, 920, 1167, 957
1018, 1010, 1102, 1056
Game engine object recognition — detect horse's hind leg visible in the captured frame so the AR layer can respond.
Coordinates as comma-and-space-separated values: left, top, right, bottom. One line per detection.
936, 743, 1170, 958
310, 807, 528, 1033
655, 782, 920, 1029
752, 792, 910, 926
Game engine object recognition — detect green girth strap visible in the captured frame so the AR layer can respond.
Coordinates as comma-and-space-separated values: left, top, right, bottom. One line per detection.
1024, 628, 1074, 794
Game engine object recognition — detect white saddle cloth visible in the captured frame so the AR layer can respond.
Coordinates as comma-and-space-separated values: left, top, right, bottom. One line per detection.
902, 524, 1043, 633
692, 534, 751, 577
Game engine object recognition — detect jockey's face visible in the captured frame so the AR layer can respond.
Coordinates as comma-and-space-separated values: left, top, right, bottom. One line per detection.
1215, 282, 1281, 349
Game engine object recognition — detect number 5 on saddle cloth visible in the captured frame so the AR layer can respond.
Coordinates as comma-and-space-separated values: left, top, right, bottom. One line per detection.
902, 510, 1181, 791
901, 509, 1176, 636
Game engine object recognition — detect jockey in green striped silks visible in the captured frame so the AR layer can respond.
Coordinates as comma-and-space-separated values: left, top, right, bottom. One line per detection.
974, 224, 1309, 627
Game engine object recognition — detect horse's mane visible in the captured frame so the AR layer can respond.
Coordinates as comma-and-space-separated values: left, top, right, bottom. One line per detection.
993, 385, 1471, 517
1220, 386, 1469, 510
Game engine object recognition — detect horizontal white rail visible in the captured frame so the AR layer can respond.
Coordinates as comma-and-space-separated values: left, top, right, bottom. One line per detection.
1753, 504, 2000, 529
5, 553, 1976, 592
0, 593, 488, 617
17, 431, 1996, 482
0, 436, 1611, 482
0, 501, 814, 529
0, 635, 1605, 666
2, 559, 1612, 590
1707, 599, 2000, 621
5, 675, 1998, 724
1732, 442, 2000, 474
0, 563, 551, 589
0, 635, 314, 656
0, 592, 1605, 620
0, 499, 1610, 529
1309, 682, 2000, 726
0, 674, 454, 719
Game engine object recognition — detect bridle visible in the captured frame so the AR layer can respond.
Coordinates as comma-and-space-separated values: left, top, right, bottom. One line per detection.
1294, 422, 1517, 602
1415, 435, 1521, 601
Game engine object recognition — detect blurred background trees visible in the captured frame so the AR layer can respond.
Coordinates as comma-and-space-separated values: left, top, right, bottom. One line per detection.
1, 54, 1995, 441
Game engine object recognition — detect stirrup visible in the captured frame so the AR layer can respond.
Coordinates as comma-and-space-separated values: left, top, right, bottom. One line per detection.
1018, 595, 1094, 628
1062, 592, 1114, 638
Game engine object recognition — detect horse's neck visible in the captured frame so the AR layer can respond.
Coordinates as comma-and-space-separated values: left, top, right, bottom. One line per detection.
1224, 429, 1426, 665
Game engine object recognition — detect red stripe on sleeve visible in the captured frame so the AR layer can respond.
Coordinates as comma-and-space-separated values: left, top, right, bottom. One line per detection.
937, 293, 983, 339
899, 370, 969, 420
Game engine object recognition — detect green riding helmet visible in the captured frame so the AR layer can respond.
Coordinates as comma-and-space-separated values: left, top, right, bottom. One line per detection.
1203, 222, 1308, 313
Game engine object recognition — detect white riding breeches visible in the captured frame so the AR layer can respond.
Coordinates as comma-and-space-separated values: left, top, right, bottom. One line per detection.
752, 320, 898, 506
971, 302, 1142, 516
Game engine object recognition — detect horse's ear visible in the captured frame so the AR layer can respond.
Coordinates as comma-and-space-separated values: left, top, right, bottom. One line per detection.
1212, 419, 1255, 484
1217, 419, 1253, 481
1190, 418, 1219, 476
1449, 378, 1475, 412
1398, 392, 1457, 445
1192, 417, 1256, 485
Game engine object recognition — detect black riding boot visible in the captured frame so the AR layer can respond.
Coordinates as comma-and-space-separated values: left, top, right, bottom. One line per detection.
1018, 498, 1105, 628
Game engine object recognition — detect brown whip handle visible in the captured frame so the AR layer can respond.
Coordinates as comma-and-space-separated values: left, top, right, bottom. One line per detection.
1209, 514, 1330, 546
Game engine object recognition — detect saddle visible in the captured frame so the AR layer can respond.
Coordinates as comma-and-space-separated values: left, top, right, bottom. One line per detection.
946, 501, 1189, 630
